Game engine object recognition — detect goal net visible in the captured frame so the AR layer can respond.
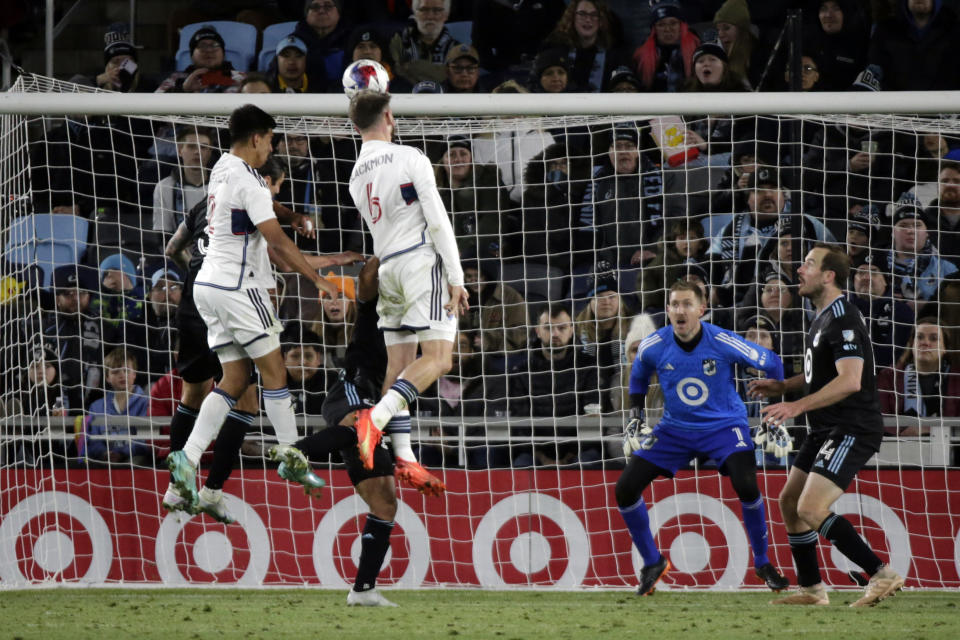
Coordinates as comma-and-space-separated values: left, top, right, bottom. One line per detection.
1, 72, 958, 589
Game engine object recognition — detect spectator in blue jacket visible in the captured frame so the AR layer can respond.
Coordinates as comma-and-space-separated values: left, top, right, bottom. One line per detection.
83, 348, 150, 464
884, 203, 959, 304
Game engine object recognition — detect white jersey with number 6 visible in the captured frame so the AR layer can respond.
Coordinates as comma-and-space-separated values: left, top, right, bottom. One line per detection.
196, 152, 276, 291
348, 140, 463, 286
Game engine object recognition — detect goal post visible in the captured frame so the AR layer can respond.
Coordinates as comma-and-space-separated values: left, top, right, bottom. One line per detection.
1, 72, 959, 589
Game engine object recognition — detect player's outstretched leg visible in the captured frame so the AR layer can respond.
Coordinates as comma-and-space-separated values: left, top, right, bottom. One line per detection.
354, 408, 383, 470
167, 450, 199, 510
849, 565, 905, 608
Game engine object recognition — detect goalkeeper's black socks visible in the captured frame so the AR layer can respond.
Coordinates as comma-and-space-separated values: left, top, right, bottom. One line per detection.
204, 410, 253, 490
353, 514, 394, 592
787, 530, 822, 587
296, 426, 357, 463
818, 513, 884, 576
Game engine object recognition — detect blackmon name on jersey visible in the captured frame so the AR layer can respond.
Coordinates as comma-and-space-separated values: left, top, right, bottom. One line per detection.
803, 295, 883, 433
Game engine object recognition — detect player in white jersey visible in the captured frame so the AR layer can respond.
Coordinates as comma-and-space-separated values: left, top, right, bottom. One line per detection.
166, 104, 341, 510
346, 91, 469, 492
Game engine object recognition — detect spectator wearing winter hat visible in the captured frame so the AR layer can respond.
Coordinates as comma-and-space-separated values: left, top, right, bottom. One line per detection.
435, 134, 519, 260
736, 312, 782, 417
713, 0, 766, 89
389, 0, 460, 86
575, 268, 635, 412
882, 203, 959, 304
156, 25, 245, 93
737, 270, 804, 371
607, 65, 642, 92
293, 0, 350, 90
93, 254, 146, 358
442, 44, 486, 93
542, 0, 629, 92
869, 0, 960, 91
846, 203, 885, 266
531, 48, 573, 92
580, 124, 664, 270
632, 0, 700, 92
346, 27, 412, 93
803, 1, 869, 91
682, 40, 750, 92
849, 253, 914, 369
70, 23, 154, 92
143, 264, 183, 379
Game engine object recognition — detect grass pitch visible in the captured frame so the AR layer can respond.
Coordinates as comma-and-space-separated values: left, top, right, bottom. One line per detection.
2, 589, 958, 639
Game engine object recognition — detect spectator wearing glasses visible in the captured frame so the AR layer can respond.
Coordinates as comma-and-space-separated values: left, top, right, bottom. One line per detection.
442, 44, 488, 93
784, 54, 823, 91
542, 0, 628, 92
390, 0, 460, 86
294, 0, 351, 91
157, 25, 245, 93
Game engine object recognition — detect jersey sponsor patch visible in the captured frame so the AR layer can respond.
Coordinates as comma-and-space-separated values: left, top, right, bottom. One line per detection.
842, 330, 855, 342
230, 208, 256, 235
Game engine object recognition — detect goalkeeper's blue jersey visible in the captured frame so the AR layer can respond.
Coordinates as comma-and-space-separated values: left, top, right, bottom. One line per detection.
629, 321, 784, 431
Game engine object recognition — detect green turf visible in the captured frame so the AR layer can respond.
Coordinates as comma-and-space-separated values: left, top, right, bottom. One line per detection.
2, 589, 958, 639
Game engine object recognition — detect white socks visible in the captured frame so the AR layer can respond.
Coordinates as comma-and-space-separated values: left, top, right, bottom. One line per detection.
262, 387, 298, 445
183, 389, 234, 466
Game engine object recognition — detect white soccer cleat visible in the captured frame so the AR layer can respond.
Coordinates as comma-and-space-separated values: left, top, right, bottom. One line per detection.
771, 582, 830, 606
346, 588, 398, 607
162, 484, 193, 514
196, 487, 236, 525
850, 565, 904, 608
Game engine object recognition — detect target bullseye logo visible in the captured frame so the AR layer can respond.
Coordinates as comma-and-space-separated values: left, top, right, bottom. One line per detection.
155, 494, 269, 585
0, 491, 112, 585
829, 494, 910, 578
473, 493, 590, 587
632, 493, 749, 589
313, 495, 429, 587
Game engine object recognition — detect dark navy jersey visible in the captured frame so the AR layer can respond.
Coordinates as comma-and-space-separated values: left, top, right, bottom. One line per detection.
343, 297, 387, 393
184, 196, 211, 277
804, 295, 883, 433
630, 321, 784, 431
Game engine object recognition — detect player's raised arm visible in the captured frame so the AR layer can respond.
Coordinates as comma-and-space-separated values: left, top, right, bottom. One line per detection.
257, 218, 338, 299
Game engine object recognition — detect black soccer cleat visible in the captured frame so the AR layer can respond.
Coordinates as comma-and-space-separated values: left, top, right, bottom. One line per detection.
636, 556, 671, 596
756, 562, 790, 591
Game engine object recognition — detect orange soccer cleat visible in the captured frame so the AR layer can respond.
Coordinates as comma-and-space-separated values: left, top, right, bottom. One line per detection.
354, 408, 383, 470
395, 459, 446, 497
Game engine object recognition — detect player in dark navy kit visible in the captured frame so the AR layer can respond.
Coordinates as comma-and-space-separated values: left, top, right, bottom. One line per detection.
285, 256, 441, 607
161, 156, 361, 522
617, 280, 790, 596
751, 244, 905, 607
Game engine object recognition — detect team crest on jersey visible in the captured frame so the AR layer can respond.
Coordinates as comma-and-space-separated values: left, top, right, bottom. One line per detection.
812, 330, 822, 347
702, 359, 716, 376
842, 330, 855, 342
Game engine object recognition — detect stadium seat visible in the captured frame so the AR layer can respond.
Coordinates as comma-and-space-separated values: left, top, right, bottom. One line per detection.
175, 21, 258, 72
258, 21, 298, 72
3, 215, 89, 287
87, 211, 163, 271
501, 263, 563, 304
445, 21, 473, 45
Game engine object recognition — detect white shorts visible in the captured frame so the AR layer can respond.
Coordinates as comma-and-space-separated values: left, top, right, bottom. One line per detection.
377, 246, 456, 343
193, 284, 283, 362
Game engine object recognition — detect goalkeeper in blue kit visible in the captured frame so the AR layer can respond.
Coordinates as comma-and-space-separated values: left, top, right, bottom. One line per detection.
616, 280, 791, 595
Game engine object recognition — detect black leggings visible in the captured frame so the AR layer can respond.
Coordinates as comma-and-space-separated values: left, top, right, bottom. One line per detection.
615, 450, 760, 508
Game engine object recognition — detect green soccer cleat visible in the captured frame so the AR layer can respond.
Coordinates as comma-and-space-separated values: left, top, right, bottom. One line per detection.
166, 450, 198, 511
197, 487, 237, 525
278, 461, 326, 499
268, 444, 310, 475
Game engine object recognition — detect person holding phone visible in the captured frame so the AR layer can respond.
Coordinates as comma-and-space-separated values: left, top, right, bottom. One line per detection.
157, 25, 246, 93
69, 23, 155, 93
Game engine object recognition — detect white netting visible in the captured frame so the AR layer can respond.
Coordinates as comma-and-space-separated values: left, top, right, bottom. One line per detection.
1, 73, 959, 589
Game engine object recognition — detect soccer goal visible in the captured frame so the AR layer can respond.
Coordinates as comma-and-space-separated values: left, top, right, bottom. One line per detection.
1, 72, 958, 589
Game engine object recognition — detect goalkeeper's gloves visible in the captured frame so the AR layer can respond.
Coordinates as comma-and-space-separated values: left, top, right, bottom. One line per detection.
623, 418, 652, 458
754, 422, 794, 458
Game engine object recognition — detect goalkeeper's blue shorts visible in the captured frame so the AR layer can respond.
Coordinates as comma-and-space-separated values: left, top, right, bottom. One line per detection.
632, 422, 753, 476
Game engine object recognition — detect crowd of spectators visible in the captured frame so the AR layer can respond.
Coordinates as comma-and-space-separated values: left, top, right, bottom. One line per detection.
6, 0, 960, 468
